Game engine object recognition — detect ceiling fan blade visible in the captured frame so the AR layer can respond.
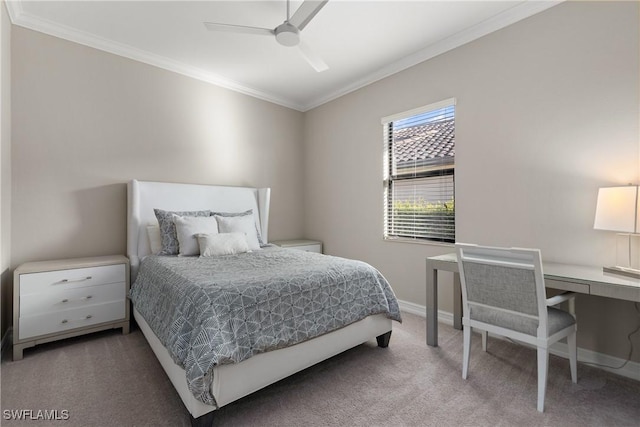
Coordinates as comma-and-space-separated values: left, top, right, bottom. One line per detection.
289, 0, 329, 31
298, 40, 328, 72
203, 22, 274, 36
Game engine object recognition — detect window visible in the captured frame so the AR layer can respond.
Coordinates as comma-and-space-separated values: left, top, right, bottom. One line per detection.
382, 98, 456, 243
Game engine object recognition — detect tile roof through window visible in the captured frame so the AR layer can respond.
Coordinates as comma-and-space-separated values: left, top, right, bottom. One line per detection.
393, 119, 454, 167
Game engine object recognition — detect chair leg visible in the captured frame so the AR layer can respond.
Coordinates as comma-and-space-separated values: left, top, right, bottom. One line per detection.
568, 330, 577, 383
537, 346, 549, 412
481, 330, 488, 352
462, 325, 471, 379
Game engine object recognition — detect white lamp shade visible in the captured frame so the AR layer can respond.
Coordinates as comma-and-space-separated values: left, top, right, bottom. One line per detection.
593, 186, 639, 233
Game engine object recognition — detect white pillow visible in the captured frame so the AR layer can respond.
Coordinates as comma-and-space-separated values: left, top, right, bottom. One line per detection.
212, 209, 265, 246
215, 213, 261, 250
146, 224, 162, 255
196, 232, 250, 257
172, 215, 219, 256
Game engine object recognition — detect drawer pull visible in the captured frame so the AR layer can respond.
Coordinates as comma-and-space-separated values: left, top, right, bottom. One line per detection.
61, 315, 93, 324
56, 276, 92, 285
60, 295, 93, 304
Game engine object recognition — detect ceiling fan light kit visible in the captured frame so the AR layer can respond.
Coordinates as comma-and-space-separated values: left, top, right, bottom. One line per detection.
204, 0, 329, 72
275, 23, 300, 47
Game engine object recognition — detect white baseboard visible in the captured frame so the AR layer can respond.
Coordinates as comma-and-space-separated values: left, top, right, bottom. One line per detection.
550, 341, 640, 382
397, 299, 454, 326
397, 299, 640, 382
1, 326, 12, 357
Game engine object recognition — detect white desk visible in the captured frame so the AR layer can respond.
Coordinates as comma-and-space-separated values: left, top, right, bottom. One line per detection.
426, 253, 640, 347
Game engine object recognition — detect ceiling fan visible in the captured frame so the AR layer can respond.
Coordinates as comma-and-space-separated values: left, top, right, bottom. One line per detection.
204, 0, 329, 72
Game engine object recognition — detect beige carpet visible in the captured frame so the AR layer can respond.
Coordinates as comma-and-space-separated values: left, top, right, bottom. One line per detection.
2, 312, 639, 427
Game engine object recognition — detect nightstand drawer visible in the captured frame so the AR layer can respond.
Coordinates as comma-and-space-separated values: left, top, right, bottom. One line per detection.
20, 282, 126, 316
20, 264, 126, 295
19, 300, 126, 340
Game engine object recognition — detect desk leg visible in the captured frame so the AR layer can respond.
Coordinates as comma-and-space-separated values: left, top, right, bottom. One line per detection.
569, 298, 576, 318
426, 265, 438, 347
453, 272, 462, 330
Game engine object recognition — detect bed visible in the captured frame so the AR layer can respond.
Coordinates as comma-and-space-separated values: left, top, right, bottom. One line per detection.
126, 179, 401, 426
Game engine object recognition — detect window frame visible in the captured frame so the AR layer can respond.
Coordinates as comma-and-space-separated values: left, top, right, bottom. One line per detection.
382, 98, 456, 245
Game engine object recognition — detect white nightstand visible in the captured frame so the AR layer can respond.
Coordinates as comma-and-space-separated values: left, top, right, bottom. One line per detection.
272, 239, 323, 254
13, 255, 130, 360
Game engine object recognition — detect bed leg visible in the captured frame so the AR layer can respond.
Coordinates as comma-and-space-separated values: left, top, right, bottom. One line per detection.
376, 331, 392, 348
190, 411, 216, 427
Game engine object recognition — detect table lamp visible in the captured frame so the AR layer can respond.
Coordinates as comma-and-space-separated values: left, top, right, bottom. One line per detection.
593, 185, 640, 279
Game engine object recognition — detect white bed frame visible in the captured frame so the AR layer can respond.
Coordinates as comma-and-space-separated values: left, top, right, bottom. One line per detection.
127, 180, 393, 426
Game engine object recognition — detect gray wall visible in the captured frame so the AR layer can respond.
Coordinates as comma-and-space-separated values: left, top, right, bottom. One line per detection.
303, 1, 639, 361
1, 1, 12, 339
10, 26, 305, 274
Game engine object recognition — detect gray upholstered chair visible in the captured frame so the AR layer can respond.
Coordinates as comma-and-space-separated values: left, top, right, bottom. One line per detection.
455, 243, 577, 412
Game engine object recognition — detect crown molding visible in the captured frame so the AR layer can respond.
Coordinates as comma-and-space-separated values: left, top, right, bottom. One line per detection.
299, 0, 564, 111
6, 1, 305, 111
4, 0, 23, 23
6, 0, 562, 113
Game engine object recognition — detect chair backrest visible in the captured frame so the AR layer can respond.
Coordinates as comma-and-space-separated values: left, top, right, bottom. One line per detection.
455, 244, 549, 337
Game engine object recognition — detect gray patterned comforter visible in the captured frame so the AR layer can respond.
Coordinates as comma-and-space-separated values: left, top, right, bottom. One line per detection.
129, 246, 401, 405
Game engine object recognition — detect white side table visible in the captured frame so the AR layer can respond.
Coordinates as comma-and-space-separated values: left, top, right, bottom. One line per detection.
13, 255, 130, 360
271, 239, 323, 254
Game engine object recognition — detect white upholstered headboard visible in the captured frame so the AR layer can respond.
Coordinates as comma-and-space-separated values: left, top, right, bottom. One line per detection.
127, 179, 270, 280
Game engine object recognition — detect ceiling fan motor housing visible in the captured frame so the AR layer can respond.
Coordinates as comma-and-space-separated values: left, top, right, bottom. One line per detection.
275, 22, 300, 47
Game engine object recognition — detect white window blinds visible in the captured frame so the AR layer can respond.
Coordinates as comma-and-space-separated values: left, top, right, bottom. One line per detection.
383, 99, 456, 243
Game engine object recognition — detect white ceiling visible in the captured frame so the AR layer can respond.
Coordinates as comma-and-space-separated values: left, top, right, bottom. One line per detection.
7, 1, 561, 111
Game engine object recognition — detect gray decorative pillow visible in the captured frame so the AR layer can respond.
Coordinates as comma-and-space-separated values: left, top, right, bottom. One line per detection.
154, 209, 211, 255
210, 209, 265, 246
